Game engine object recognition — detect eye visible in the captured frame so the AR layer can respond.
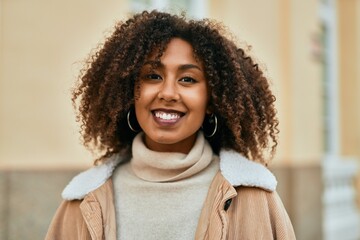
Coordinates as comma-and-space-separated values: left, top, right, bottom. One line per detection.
179, 77, 197, 84
145, 74, 162, 80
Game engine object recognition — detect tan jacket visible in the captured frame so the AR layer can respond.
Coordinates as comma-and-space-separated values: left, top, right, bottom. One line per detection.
46, 150, 296, 240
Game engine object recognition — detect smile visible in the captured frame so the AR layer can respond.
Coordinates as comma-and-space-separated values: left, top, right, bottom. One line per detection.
152, 110, 184, 125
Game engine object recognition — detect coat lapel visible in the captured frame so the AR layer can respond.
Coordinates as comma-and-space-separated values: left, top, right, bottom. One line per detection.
79, 180, 117, 240
80, 193, 104, 240
195, 172, 237, 240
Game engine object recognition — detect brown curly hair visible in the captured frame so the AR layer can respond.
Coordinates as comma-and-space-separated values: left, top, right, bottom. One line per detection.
73, 10, 279, 165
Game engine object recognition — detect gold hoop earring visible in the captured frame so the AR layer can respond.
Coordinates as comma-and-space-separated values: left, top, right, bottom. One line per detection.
127, 109, 141, 132
202, 113, 218, 138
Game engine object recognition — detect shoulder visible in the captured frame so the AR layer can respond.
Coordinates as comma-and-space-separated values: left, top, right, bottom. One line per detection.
234, 186, 282, 205
228, 187, 296, 239
45, 199, 90, 239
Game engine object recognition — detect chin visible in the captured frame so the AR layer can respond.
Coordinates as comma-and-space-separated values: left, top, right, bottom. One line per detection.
153, 135, 180, 145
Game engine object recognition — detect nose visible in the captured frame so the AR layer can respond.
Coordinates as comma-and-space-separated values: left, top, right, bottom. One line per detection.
157, 79, 180, 102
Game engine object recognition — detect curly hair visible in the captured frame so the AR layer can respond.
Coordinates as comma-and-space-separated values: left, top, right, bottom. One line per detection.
72, 10, 279, 165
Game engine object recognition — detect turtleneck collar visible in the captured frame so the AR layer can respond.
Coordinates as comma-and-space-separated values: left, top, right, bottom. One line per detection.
131, 131, 214, 182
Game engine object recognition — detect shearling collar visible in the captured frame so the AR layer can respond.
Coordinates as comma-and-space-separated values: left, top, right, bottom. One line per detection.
219, 150, 277, 192
62, 150, 277, 200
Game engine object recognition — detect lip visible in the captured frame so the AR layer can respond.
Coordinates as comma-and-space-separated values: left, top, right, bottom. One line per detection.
151, 108, 185, 126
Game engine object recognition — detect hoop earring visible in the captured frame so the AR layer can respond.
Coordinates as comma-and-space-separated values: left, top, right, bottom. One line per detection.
202, 113, 218, 138
127, 108, 141, 132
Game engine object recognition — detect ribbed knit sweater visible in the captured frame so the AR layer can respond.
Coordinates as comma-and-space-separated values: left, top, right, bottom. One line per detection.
112, 132, 219, 240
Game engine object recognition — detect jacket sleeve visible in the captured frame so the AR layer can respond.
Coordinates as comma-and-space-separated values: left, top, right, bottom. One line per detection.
45, 200, 91, 240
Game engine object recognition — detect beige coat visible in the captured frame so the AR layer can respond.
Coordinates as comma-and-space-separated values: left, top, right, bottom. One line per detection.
46, 150, 296, 240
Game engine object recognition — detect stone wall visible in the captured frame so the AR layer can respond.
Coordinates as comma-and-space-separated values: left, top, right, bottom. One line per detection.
0, 171, 78, 240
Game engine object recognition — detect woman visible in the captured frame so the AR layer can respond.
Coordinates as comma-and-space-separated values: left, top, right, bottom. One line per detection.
46, 10, 296, 240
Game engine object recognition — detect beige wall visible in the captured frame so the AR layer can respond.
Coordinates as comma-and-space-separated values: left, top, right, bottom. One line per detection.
287, 0, 323, 164
339, 0, 360, 159
0, 0, 129, 169
209, 0, 323, 165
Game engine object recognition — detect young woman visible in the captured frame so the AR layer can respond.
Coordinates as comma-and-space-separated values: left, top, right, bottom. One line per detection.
46, 10, 296, 240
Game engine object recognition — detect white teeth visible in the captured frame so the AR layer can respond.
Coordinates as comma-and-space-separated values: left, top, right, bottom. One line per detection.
155, 111, 181, 120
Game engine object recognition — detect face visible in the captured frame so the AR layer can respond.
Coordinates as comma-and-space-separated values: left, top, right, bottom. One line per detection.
135, 38, 209, 154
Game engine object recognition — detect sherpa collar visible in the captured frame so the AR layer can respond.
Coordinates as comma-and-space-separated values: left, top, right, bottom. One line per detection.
61, 150, 277, 200
219, 150, 277, 192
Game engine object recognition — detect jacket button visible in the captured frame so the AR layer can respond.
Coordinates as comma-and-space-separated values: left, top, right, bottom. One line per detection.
224, 199, 232, 211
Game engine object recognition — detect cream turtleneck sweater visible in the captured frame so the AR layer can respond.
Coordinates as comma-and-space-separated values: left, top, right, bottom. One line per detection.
112, 132, 219, 240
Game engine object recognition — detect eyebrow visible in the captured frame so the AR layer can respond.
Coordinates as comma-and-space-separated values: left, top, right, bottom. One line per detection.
179, 64, 202, 71
143, 60, 202, 71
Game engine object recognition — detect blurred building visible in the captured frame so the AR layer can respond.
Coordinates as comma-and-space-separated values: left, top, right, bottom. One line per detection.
0, 0, 359, 239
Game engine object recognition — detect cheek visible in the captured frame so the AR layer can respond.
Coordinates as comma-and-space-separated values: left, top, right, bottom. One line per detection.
193, 97, 208, 112
187, 87, 209, 111
136, 84, 158, 102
